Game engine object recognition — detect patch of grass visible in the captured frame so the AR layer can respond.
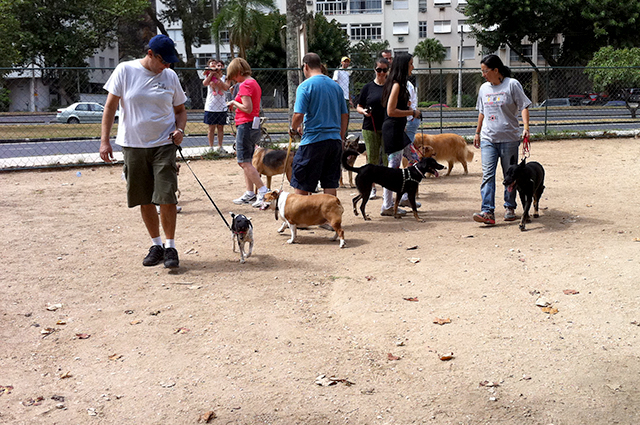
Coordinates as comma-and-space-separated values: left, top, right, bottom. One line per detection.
200, 149, 234, 160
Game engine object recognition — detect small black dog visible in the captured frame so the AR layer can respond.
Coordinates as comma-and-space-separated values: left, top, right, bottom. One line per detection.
503, 157, 546, 231
230, 213, 254, 263
342, 149, 445, 222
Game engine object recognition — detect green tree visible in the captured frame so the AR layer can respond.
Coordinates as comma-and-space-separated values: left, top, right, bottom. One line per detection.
465, 0, 640, 67
349, 39, 390, 70
414, 38, 447, 102
307, 13, 351, 70
585, 46, 640, 92
0, 0, 21, 70
212, 0, 276, 59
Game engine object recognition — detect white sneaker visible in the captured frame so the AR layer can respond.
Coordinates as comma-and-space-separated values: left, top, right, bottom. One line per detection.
381, 207, 407, 216
369, 187, 377, 200
233, 192, 256, 204
251, 191, 266, 208
399, 198, 421, 208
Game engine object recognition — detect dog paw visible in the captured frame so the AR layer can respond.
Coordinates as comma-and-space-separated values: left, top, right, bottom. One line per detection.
519, 224, 526, 231
364, 215, 371, 221
533, 213, 539, 218
240, 258, 246, 263
339, 240, 346, 248
287, 239, 295, 244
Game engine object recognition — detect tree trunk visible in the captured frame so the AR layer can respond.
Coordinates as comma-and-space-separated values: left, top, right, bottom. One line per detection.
181, 36, 204, 110
286, 0, 306, 120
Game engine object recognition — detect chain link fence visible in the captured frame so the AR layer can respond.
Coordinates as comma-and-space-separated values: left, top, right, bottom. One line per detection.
1, 65, 638, 170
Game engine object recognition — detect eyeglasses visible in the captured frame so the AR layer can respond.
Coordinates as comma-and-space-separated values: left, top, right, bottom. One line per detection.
375, 67, 388, 73
481, 68, 494, 75
155, 54, 170, 66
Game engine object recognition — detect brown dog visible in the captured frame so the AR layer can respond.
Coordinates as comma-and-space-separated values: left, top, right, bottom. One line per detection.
252, 146, 294, 190
413, 133, 474, 175
261, 190, 346, 248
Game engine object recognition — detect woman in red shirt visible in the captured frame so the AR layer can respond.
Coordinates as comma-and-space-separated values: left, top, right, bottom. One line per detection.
226, 58, 268, 208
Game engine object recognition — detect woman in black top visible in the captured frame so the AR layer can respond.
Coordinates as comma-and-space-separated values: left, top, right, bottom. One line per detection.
380, 52, 421, 215
356, 57, 389, 198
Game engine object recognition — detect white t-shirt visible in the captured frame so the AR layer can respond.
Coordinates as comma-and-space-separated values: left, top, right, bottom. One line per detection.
407, 81, 418, 121
104, 59, 187, 148
332, 68, 351, 100
204, 75, 227, 112
476, 77, 531, 143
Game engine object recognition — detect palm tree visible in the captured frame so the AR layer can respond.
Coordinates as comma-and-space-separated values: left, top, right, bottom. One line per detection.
414, 38, 446, 102
212, 0, 276, 59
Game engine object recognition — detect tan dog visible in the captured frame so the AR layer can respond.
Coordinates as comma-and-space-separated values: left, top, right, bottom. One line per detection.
413, 133, 474, 175
261, 190, 346, 248
252, 146, 294, 190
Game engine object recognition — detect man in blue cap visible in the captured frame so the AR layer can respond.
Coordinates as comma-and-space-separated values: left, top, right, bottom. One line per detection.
100, 34, 188, 269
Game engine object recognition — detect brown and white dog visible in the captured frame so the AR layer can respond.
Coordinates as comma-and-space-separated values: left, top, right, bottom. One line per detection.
252, 146, 294, 190
230, 212, 254, 263
413, 133, 474, 175
261, 190, 346, 248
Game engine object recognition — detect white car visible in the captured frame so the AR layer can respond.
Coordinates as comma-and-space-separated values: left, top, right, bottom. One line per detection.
56, 102, 119, 124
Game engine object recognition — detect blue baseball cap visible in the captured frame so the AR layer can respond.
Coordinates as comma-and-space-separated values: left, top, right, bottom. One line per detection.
148, 34, 180, 64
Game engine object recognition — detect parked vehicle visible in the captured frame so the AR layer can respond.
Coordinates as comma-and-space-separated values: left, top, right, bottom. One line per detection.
56, 102, 119, 124
538, 98, 571, 107
568, 94, 585, 106
581, 93, 608, 106
428, 103, 449, 108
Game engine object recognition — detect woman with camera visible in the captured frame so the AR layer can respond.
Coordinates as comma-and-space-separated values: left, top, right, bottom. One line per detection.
203, 59, 230, 152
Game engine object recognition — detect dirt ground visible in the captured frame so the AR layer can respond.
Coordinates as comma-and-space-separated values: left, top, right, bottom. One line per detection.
1, 137, 640, 425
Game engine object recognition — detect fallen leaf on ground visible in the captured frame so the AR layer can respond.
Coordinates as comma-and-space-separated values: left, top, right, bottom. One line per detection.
130, 319, 143, 325
46, 303, 63, 311
541, 306, 559, 314
408, 257, 420, 264
387, 353, 401, 361
199, 411, 217, 423
0, 386, 13, 396
56, 320, 67, 325
439, 352, 454, 361
109, 354, 123, 361
563, 289, 579, 295
59, 371, 72, 379
535, 297, 551, 307
22, 396, 44, 406
41, 327, 55, 336
51, 395, 65, 402
631, 321, 640, 326
364, 275, 374, 281
315, 374, 354, 387
174, 327, 190, 334
124, 310, 134, 314
403, 297, 419, 302
184, 248, 197, 254
75, 333, 91, 339
433, 317, 451, 325
634, 238, 640, 242
479, 381, 500, 387
406, 245, 418, 250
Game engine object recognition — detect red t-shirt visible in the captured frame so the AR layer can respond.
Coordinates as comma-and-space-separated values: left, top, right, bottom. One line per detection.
234, 78, 262, 126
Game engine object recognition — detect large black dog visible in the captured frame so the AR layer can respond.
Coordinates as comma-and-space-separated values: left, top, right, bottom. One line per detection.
503, 157, 546, 231
342, 149, 445, 222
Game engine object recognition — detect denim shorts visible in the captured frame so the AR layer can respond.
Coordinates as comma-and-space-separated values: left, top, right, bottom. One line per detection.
235, 122, 261, 163
290, 139, 342, 193
122, 144, 178, 208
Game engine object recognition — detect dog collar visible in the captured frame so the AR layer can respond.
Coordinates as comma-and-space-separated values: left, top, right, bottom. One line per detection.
401, 167, 422, 193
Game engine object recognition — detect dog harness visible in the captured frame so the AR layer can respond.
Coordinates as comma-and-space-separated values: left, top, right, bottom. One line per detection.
401, 165, 424, 193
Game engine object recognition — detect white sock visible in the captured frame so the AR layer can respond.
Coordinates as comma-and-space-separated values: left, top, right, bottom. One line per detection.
258, 186, 268, 194
165, 239, 175, 249
152, 236, 163, 246
246, 191, 255, 197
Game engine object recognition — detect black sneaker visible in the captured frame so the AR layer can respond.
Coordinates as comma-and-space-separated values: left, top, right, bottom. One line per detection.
164, 247, 179, 269
143, 245, 165, 267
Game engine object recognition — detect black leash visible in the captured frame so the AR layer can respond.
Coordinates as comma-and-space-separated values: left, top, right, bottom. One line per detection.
174, 143, 231, 230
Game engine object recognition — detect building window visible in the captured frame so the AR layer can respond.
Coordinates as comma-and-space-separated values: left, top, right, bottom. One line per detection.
458, 20, 471, 33
510, 45, 533, 62
350, 0, 382, 13
108, 58, 115, 68
316, 0, 347, 15
433, 20, 451, 34
350, 23, 382, 40
444, 47, 451, 61
419, 0, 427, 11
219, 30, 230, 44
419, 21, 428, 38
393, 22, 409, 36
393, 0, 408, 9
434, 0, 450, 6
457, 0, 467, 5
167, 29, 184, 43
537, 44, 560, 63
196, 54, 213, 68
461, 46, 475, 61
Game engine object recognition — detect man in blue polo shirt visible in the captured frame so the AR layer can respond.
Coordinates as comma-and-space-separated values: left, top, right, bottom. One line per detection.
289, 52, 348, 196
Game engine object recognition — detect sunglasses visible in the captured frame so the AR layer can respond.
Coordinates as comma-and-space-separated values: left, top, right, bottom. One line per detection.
155, 54, 170, 66
375, 67, 388, 73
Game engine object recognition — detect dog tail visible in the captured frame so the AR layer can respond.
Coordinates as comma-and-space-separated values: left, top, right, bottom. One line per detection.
466, 148, 474, 161
341, 149, 361, 172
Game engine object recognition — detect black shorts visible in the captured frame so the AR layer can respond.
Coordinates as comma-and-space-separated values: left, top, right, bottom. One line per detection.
290, 139, 342, 193
204, 111, 227, 126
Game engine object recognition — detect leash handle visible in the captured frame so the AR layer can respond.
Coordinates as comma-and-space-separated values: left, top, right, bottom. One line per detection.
174, 143, 231, 230
521, 135, 531, 160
